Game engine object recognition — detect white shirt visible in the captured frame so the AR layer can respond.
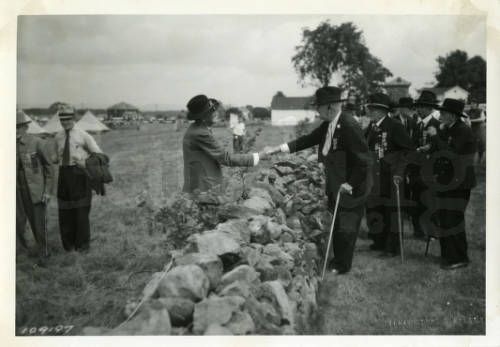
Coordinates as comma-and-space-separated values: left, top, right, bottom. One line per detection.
232, 122, 246, 136
54, 127, 102, 166
376, 115, 387, 128
280, 110, 342, 153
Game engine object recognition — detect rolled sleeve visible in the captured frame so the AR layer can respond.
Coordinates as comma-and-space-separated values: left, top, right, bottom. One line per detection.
280, 143, 290, 153
252, 153, 259, 166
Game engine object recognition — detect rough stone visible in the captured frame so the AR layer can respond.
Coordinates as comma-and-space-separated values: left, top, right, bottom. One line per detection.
218, 204, 261, 220
175, 252, 223, 290
244, 295, 282, 333
215, 219, 251, 244
257, 281, 294, 327
286, 216, 302, 230
113, 300, 172, 335
190, 231, 241, 256
242, 196, 274, 214
158, 297, 195, 327
266, 220, 283, 240
157, 264, 209, 302
248, 216, 271, 244
219, 265, 259, 288
248, 187, 274, 205
240, 245, 262, 267
275, 208, 287, 225
283, 242, 301, 260
218, 280, 252, 298
273, 165, 294, 176
225, 311, 255, 335
193, 295, 245, 334
253, 182, 285, 206
204, 324, 233, 335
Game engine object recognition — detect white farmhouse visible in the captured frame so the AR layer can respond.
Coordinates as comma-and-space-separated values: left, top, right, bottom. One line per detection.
419, 85, 469, 103
271, 91, 316, 126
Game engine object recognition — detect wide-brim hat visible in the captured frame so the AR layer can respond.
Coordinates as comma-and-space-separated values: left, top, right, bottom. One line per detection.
343, 102, 358, 112
414, 90, 438, 108
438, 98, 467, 118
58, 105, 76, 120
310, 86, 347, 106
365, 92, 392, 111
395, 97, 414, 109
16, 110, 32, 126
187, 94, 220, 121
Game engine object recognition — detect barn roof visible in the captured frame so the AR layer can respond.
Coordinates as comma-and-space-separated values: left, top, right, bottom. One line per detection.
271, 92, 313, 110
107, 102, 139, 111
419, 85, 468, 96
384, 77, 411, 87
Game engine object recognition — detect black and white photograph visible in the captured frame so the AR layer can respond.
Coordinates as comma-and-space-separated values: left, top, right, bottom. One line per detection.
5, 1, 499, 343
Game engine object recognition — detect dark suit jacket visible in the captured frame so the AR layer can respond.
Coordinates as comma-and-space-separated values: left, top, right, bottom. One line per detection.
365, 116, 414, 197
430, 121, 477, 191
394, 114, 419, 147
287, 113, 373, 207
182, 122, 254, 193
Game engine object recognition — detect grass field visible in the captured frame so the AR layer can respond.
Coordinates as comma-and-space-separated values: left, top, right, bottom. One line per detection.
15, 122, 485, 335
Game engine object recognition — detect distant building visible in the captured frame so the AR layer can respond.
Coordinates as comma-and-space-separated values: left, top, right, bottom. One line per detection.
107, 102, 142, 121
383, 77, 411, 102
270, 91, 315, 126
418, 85, 469, 103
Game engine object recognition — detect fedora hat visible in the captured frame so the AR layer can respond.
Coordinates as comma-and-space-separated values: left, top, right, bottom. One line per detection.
16, 110, 32, 126
414, 90, 438, 108
395, 97, 414, 109
186, 94, 220, 121
438, 98, 467, 118
310, 86, 346, 106
58, 105, 76, 120
365, 92, 392, 111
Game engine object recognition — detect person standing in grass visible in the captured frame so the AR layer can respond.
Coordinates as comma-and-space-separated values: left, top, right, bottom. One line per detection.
364, 92, 414, 258
266, 86, 373, 275
182, 94, 269, 194
16, 110, 54, 258
53, 106, 103, 252
427, 98, 476, 270
231, 113, 246, 153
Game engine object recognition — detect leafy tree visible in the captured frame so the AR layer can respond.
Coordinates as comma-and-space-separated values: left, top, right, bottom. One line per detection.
435, 50, 486, 102
292, 21, 392, 99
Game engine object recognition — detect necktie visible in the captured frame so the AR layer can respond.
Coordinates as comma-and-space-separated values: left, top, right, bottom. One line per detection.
62, 129, 71, 166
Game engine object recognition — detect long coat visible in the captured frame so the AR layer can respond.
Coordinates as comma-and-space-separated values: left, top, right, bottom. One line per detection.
365, 116, 414, 198
287, 113, 373, 208
182, 122, 254, 193
16, 134, 54, 204
430, 121, 477, 191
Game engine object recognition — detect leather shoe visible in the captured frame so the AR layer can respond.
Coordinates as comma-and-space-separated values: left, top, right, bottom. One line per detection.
440, 261, 469, 270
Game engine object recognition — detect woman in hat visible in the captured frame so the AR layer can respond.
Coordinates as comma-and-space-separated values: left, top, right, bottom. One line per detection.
427, 98, 476, 269
182, 94, 268, 194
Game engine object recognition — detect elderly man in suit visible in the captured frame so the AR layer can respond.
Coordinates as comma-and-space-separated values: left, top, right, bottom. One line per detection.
427, 98, 476, 269
266, 86, 373, 275
411, 91, 442, 239
364, 93, 414, 257
16, 111, 54, 258
182, 94, 268, 194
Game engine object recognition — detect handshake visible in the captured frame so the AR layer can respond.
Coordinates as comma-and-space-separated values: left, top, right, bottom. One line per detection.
258, 145, 282, 161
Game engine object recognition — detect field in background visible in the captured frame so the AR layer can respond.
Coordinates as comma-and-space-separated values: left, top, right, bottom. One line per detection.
15, 122, 485, 335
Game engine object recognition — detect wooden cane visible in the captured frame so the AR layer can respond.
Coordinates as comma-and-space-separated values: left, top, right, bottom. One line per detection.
394, 180, 404, 264
321, 190, 342, 281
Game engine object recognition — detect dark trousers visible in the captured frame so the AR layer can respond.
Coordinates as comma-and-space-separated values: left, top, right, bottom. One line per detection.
326, 195, 363, 273
366, 190, 401, 255
57, 166, 92, 251
436, 189, 471, 265
16, 185, 47, 254
233, 135, 243, 153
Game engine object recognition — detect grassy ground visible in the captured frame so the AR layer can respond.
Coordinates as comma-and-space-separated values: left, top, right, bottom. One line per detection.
15, 122, 294, 335
15, 122, 485, 335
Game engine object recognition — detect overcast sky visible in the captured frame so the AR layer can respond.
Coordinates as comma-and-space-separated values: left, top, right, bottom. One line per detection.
17, 15, 485, 110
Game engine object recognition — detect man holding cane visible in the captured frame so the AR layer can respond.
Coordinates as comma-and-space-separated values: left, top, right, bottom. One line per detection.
266, 86, 372, 275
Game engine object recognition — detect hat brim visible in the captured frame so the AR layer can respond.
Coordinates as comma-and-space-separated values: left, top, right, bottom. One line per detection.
16, 120, 31, 126
414, 102, 438, 108
310, 98, 347, 106
438, 106, 466, 118
187, 98, 220, 121
365, 103, 391, 111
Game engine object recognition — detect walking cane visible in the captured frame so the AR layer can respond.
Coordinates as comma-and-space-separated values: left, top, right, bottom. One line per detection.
321, 190, 342, 281
44, 201, 48, 257
394, 179, 404, 263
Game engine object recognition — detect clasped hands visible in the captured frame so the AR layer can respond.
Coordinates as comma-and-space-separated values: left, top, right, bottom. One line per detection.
258, 145, 282, 160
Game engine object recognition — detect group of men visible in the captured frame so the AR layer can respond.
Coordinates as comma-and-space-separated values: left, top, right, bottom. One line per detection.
182, 87, 478, 275
16, 106, 104, 261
